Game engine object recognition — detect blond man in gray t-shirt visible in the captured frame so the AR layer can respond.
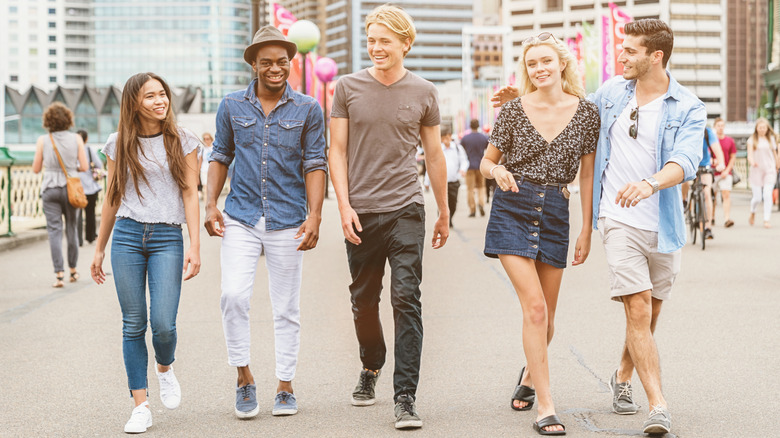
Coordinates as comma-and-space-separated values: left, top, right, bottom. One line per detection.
329, 4, 449, 430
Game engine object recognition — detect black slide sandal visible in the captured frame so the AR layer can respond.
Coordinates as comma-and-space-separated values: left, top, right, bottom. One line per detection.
533, 414, 566, 436
511, 366, 536, 411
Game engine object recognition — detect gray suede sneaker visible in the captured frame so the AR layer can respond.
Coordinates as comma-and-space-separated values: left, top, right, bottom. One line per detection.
235, 384, 260, 419
643, 405, 671, 434
394, 394, 423, 429
351, 369, 380, 406
610, 370, 639, 415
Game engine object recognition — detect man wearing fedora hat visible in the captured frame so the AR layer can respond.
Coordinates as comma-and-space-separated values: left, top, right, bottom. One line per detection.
205, 25, 327, 419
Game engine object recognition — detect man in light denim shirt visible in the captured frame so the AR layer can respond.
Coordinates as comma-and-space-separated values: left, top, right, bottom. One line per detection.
204, 25, 326, 420
589, 19, 704, 435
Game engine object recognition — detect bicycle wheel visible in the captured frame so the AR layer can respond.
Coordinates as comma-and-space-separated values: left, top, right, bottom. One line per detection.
686, 195, 697, 244
697, 192, 707, 250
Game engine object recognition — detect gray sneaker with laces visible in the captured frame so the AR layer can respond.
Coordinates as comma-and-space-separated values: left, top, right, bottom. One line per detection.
643, 405, 671, 434
235, 383, 260, 419
351, 369, 380, 406
394, 394, 423, 429
610, 370, 639, 415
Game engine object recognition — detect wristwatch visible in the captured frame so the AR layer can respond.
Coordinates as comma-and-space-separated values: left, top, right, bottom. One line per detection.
642, 177, 660, 194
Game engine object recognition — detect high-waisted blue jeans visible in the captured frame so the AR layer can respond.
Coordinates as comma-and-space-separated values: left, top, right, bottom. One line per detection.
111, 218, 183, 392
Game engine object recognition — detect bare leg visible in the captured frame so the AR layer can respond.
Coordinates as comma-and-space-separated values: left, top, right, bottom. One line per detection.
237, 366, 254, 387
722, 189, 731, 222
617, 297, 662, 382
277, 380, 293, 393
499, 255, 564, 433
131, 389, 147, 407
619, 292, 667, 409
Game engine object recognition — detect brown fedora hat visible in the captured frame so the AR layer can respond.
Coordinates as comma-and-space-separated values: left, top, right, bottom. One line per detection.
243, 25, 298, 65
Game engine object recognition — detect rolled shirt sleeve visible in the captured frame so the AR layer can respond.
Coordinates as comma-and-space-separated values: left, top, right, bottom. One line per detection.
302, 102, 328, 175
210, 98, 235, 167
666, 102, 706, 182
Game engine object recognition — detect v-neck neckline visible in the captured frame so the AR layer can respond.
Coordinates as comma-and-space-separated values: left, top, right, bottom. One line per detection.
519, 98, 582, 145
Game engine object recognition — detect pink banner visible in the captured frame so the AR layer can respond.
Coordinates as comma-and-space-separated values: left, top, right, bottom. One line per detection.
609, 3, 632, 76
601, 15, 612, 82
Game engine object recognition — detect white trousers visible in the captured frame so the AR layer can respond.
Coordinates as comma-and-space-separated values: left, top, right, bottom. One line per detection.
220, 214, 303, 381
750, 184, 774, 222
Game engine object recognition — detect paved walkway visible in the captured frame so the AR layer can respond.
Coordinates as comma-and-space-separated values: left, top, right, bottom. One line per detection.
1, 189, 777, 437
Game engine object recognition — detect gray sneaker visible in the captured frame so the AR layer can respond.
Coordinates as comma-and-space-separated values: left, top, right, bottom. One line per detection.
235, 384, 260, 419
351, 369, 380, 406
609, 370, 639, 415
394, 394, 423, 429
643, 405, 671, 435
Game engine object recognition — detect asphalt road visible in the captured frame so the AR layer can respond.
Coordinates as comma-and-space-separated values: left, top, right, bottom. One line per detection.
1, 189, 777, 437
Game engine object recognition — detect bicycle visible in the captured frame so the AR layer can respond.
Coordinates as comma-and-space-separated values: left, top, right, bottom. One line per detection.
685, 167, 711, 250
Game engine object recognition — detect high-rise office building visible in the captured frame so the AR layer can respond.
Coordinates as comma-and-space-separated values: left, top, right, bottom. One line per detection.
323, 0, 473, 82
726, 0, 767, 122
92, 1, 253, 112
2, 0, 93, 91
505, 0, 728, 118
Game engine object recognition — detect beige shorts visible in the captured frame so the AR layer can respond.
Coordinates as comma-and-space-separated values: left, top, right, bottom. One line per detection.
598, 217, 681, 302
714, 174, 733, 192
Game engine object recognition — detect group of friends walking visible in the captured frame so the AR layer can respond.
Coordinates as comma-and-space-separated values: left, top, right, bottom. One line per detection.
28, 3, 778, 436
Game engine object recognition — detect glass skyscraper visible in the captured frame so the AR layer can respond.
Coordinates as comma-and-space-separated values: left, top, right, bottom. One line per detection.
92, 1, 253, 112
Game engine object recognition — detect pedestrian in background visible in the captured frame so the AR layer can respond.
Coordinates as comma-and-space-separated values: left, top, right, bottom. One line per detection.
329, 4, 449, 430
461, 119, 489, 217
747, 117, 779, 228
488, 30, 598, 436
712, 117, 736, 227
197, 132, 213, 199
32, 102, 88, 288
90, 72, 201, 434
77, 129, 105, 245
424, 129, 468, 226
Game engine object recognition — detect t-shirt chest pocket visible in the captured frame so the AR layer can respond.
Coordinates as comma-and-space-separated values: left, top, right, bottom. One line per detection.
396, 104, 421, 125
278, 119, 305, 151
231, 116, 256, 147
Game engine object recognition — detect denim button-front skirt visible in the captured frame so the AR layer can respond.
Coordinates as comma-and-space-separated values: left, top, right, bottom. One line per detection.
484, 178, 570, 269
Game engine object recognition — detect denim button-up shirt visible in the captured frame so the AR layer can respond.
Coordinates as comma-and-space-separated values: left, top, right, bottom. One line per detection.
589, 73, 705, 253
210, 80, 327, 231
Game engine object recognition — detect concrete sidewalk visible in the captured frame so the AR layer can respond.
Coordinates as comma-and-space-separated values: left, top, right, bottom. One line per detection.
0, 188, 777, 437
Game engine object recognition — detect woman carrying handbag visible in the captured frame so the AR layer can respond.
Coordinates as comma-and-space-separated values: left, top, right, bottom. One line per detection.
32, 102, 88, 288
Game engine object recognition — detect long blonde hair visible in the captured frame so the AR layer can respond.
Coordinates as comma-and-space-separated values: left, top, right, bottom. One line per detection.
749, 117, 778, 150
518, 35, 585, 99
107, 72, 189, 206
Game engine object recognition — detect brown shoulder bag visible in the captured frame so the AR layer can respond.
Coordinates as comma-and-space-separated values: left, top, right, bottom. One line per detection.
50, 133, 88, 209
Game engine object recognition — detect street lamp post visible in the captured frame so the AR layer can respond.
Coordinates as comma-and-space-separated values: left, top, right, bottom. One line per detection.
286, 20, 321, 95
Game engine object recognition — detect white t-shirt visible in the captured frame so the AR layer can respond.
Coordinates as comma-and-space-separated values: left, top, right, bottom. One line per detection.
599, 96, 663, 232
103, 128, 199, 224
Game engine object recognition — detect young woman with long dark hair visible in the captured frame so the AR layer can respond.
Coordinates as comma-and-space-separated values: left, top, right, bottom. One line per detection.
90, 72, 201, 434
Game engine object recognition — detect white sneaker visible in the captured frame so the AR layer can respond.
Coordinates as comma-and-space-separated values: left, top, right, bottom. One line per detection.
156, 366, 181, 409
124, 402, 152, 434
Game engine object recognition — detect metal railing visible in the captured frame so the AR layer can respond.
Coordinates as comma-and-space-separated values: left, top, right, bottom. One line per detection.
0, 147, 104, 237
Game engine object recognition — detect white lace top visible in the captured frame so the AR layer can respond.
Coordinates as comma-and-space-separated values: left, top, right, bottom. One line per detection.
102, 128, 200, 224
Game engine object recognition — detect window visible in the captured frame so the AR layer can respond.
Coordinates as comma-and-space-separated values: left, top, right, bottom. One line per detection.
49, 22, 56, 28
50, 76, 57, 83
49, 49, 56, 55
49, 62, 57, 69
49, 8, 56, 14
30, 48, 38, 55
49, 35, 56, 42
10, 75, 18, 82
9, 6, 17, 13
30, 34, 38, 42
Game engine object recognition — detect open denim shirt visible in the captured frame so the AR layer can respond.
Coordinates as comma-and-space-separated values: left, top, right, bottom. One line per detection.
589, 73, 705, 253
210, 79, 327, 231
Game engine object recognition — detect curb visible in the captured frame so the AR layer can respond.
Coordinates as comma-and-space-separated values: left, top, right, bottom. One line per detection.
0, 229, 50, 253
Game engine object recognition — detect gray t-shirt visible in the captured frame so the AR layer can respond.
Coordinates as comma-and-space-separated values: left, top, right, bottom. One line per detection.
41, 131, 80, 192
331, 69, 440, 214
102, 128, 200, 224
